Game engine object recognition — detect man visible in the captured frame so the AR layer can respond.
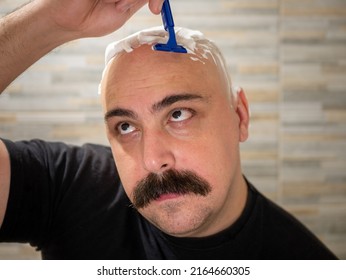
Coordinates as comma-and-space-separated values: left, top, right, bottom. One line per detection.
0, 0, 337, 259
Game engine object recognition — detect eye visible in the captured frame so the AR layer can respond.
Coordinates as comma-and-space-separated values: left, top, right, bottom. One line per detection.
117, 122, 136, 135
169, 108, 194, 123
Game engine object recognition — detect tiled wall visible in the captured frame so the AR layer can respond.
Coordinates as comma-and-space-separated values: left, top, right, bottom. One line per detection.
0, 0, 345, 259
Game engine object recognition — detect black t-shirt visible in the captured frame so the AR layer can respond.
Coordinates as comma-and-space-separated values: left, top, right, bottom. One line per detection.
0, 139, 337, 259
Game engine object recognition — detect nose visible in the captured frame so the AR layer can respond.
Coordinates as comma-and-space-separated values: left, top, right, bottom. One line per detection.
141, 129, 175, 173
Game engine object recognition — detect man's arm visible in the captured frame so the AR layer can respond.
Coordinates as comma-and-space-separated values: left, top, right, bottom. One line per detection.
0, 0, 163, 228
0, 140, 10, 228
0, 0, 163, 93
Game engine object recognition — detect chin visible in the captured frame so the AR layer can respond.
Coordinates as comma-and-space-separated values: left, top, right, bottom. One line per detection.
155, 221, 204, 238
140, 201, 213, 238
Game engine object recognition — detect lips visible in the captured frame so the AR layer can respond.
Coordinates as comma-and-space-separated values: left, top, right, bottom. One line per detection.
155, 193, 182, 202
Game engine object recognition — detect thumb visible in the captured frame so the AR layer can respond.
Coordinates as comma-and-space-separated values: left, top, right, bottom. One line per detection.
148, 0, 164, 14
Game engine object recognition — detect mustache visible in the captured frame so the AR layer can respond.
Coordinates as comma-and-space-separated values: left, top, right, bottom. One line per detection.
132, 169, 212, 209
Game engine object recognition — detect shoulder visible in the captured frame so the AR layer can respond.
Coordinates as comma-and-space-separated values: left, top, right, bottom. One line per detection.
2, 138, 114, 166
248, 182, 337, 259
2, 138, 118, 189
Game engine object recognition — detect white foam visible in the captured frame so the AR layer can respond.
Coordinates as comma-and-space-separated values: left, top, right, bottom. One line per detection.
104, 26, 204, 65
99, 26, 233, 97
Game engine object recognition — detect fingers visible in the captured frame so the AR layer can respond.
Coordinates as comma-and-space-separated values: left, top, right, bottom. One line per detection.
102, 0, 144, 13
116, 0, 143, 13
102, 0, 163, 14
101, 0, 138, 13
121, 0, 164, 14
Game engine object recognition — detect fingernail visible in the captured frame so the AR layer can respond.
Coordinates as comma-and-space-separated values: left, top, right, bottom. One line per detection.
232, 85, 241, 94
158, 1, 164, 11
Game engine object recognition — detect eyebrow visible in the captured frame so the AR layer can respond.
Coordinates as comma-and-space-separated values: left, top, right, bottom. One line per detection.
104, 108, 138, 122
104, 93, 204, 122
151, 93, 204, 113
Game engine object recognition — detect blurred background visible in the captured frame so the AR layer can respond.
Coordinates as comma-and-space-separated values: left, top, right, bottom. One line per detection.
0, 0, 345, 259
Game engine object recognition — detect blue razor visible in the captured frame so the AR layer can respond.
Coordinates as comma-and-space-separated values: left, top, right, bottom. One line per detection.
154, 0, 187, 53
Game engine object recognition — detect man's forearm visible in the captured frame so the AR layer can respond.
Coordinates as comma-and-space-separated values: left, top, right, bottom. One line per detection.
0, 1, 71, 93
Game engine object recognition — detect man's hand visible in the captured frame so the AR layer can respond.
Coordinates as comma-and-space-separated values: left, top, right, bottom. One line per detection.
42, 0, 164, 38
0, 0, 164, 93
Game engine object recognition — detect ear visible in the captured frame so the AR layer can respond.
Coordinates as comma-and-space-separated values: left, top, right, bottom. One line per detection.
234, 87, 250, 142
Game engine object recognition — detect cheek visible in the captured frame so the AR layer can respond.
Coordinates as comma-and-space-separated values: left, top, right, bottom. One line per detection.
178, 113, 239, 190
110, 144, 142, 201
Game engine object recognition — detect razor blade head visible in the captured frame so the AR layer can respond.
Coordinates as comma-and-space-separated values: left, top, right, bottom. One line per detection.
154, 0, 187, 54
153, 43, 187, 53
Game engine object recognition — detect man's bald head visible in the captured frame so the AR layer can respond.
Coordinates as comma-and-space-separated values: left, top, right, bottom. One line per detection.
99, 26, 233, 99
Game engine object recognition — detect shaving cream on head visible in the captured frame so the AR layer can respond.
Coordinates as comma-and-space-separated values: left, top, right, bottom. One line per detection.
99, 26, 233, 98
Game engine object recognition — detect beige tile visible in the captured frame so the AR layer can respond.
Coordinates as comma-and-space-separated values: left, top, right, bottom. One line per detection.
0, 0, 345, 260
